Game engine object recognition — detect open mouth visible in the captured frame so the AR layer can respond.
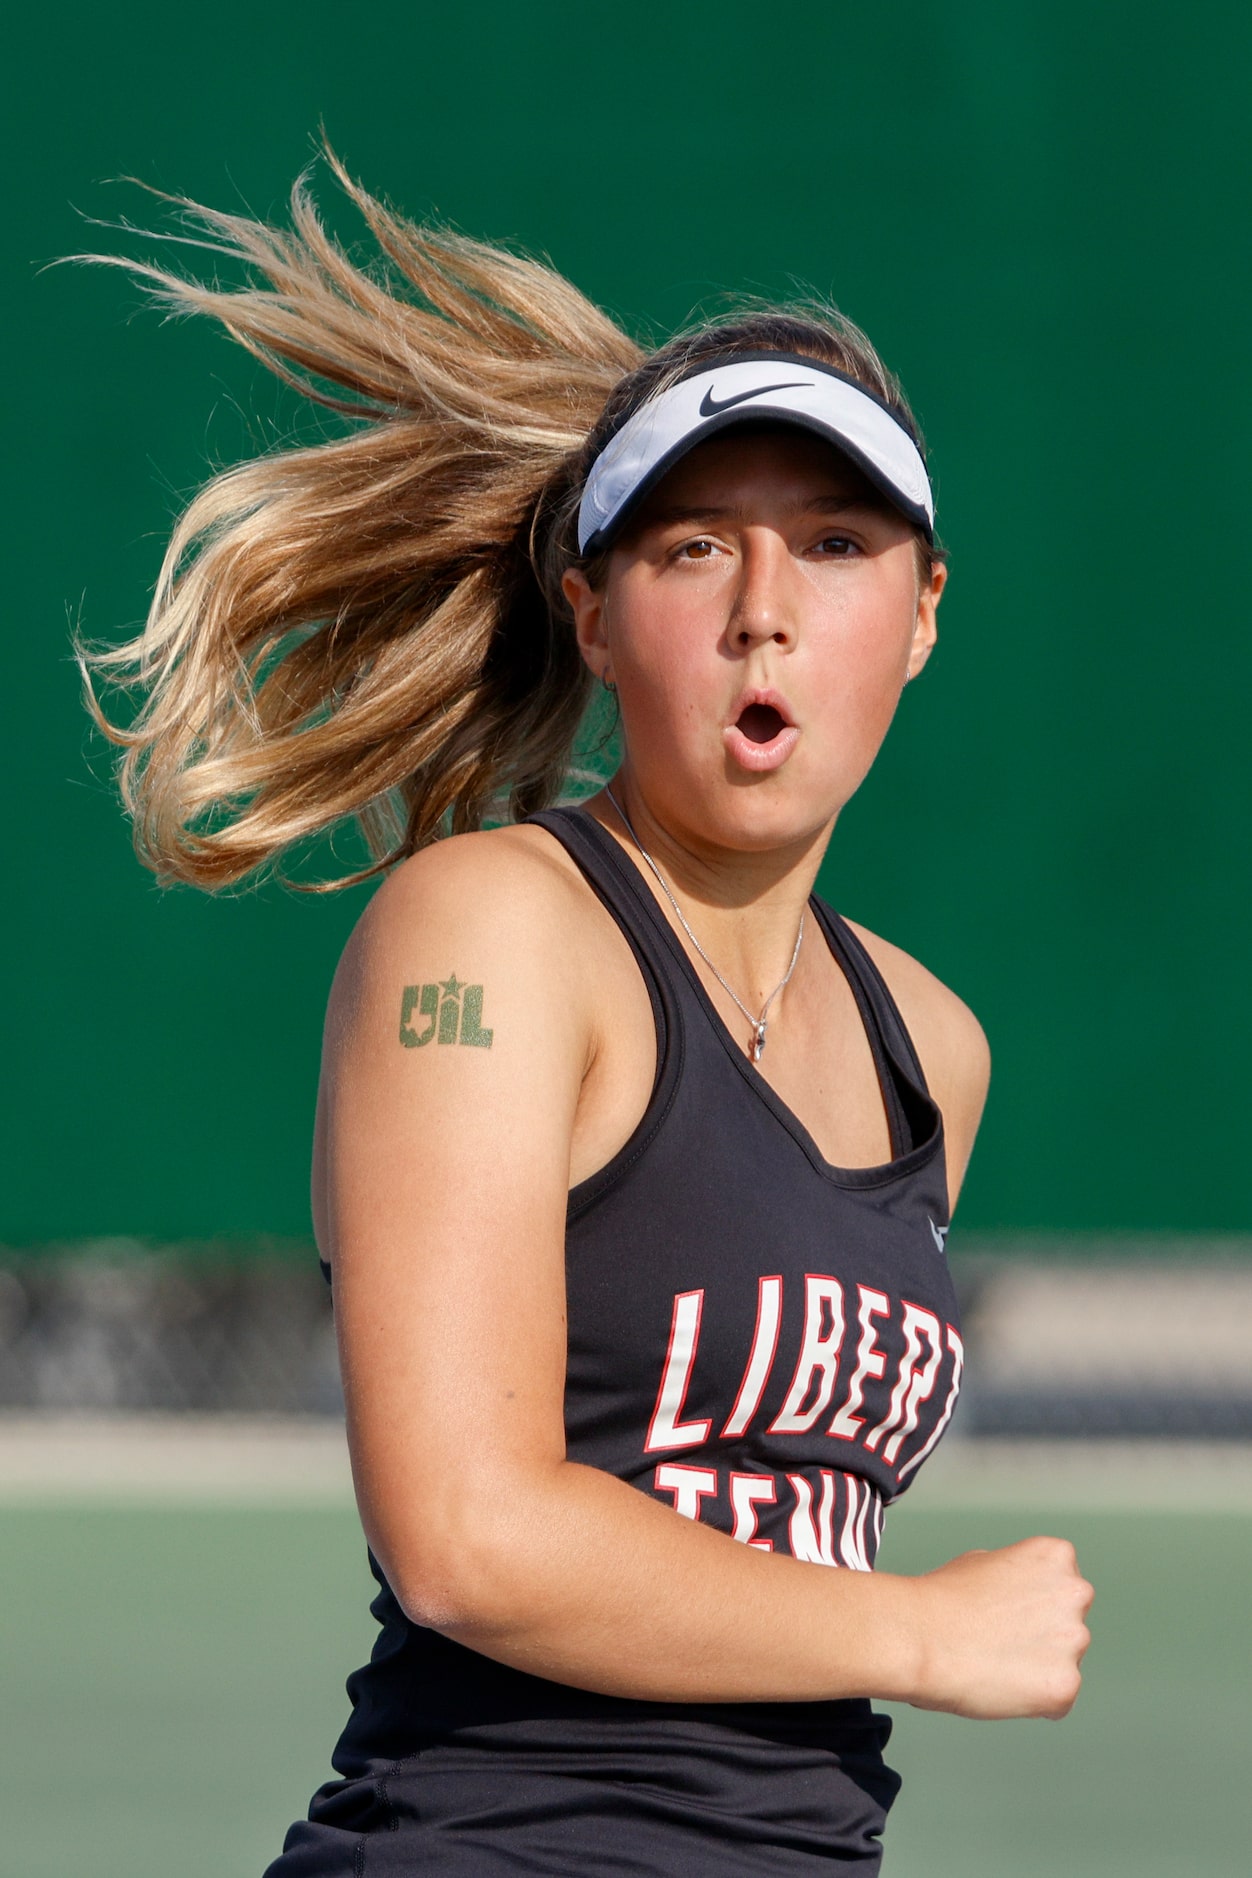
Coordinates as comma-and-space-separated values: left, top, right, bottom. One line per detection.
736, 702, 788, 744
724, 692, 799, 772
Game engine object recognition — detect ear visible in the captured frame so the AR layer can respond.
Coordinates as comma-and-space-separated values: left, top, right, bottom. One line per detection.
562, 567, 613, 686
906, 560, 946, 680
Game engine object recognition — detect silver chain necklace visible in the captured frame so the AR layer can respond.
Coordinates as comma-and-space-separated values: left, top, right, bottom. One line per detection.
603, 784, 805, 1063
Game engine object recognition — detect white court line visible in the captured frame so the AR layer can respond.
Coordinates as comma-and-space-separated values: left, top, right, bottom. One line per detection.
0, 1417, 1250, 1511
896, 1434, 1252, 1514
0, 1414, 354, 1504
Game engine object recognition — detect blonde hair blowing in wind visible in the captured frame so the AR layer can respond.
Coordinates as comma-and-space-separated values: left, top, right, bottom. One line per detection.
77, 147, 941, 892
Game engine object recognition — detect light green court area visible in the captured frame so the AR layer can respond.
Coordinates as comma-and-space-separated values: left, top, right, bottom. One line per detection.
876, 1507, 1252, 1877
3, 1503, 1249, 1877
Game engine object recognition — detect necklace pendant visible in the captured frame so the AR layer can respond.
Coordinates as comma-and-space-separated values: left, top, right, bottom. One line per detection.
752, 1022, 767, 1062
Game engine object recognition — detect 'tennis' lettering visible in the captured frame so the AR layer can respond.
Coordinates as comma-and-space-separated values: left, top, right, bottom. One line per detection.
400, 975, 493, 1049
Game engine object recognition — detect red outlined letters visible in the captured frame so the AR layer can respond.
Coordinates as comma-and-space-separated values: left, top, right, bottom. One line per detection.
768, 1276, 846, 1435
827, 1285, 890, 1439
729, 1471, 777, 1549
645, 1290, 713, 1452
721, 1275, 783, 1437
653, 1462, 719, 1521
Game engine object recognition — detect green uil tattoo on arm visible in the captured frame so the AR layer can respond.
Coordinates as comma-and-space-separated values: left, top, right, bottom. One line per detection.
399, 975, 493, 1049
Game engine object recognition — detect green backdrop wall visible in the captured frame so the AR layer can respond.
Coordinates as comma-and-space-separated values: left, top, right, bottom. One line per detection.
4, 1, 1248, 1242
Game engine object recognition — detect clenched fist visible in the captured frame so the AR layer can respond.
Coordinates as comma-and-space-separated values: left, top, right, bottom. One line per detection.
908, 1535, 1093, 1719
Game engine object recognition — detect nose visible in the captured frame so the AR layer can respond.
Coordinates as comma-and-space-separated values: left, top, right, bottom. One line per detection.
726, 530, 798, 653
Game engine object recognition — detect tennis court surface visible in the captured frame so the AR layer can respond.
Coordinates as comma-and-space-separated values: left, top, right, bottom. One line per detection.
3, 1422, 1249, 1877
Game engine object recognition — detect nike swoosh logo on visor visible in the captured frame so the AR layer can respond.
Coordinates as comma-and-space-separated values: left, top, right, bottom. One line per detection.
698, 381, 810, 416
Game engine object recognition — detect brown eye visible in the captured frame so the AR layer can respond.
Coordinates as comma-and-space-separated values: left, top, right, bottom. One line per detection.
817, 535, 857, 556
683, 538, 717, 559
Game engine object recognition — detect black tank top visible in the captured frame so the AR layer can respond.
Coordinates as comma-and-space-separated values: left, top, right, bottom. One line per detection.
271, 805, 964, 1877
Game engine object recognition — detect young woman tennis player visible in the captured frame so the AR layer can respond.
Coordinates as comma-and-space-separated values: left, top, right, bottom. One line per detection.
83, 153, 1092, 1874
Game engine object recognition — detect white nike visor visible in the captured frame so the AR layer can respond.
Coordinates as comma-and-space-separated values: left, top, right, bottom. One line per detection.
577, 350, 934, 556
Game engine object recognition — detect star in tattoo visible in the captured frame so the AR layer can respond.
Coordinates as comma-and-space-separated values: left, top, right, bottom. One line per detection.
440, 974, 464, 998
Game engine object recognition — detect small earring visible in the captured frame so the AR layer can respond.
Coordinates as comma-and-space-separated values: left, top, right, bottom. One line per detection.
602, 673, 616, 693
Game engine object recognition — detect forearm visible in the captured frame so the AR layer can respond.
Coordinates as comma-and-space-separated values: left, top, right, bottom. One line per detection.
377, 1457, 924, 1706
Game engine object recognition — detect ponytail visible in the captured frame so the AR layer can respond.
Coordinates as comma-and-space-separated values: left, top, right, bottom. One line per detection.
76, 146, 641, 890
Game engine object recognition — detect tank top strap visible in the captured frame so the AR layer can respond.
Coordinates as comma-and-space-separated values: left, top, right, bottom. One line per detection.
522, 803, 690, 1100
807, 898, 941, 1161
814, 901, 938, 1164
524, 805, 689, 996
809, 897, 934, 1097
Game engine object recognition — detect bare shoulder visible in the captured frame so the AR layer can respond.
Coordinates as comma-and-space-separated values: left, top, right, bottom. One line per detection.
842, 915, 991, 1207
340, 825, 594, 984
363, 821, 594, 937
318, 822, 606, 1067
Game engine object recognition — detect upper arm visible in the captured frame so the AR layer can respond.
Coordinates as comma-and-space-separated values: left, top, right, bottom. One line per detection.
314, 831, 594, 1620
843, 919, 991, 1215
